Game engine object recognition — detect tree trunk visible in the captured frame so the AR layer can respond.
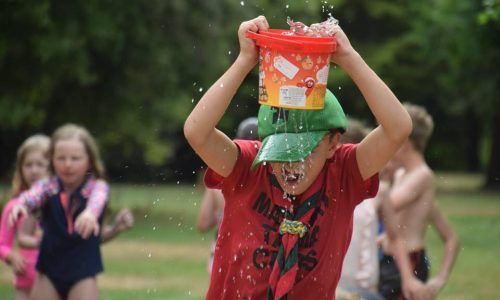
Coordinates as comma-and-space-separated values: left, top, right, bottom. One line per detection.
485, 111, 500, 190
466, 109, 480, 171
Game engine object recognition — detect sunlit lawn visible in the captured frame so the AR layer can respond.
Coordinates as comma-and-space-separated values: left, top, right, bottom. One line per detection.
1, 173, 499, 299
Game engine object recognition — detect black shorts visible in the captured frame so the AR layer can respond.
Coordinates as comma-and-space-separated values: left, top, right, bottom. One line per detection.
378, 249, 429, 300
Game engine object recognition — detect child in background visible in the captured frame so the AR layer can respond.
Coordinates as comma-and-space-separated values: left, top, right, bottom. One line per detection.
378, 103, 460, 300
197, 117, 258, 273
337, 119, 424, 300
337, 119, 382, 300
0, 135, 50, 300
184, 15, 412, 299
9, 124, 110, 300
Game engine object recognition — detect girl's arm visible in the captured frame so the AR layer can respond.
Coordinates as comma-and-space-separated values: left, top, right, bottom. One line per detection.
75, 179, 110, 239
0, 200, 17, 260
17, 215, 41, 249
184, 16, 269, 177
86, 179, 110, 218
0, 199, 26, 274
9, 179, 55, 225
101, 208, 134, 244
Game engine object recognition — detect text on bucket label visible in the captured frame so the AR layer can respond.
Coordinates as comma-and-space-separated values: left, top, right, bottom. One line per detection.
274, 56, 299, 80
279, 86, 307, 107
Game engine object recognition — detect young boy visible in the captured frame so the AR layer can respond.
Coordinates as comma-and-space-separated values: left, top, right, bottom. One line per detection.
184, 16, 412, 299
338, 119, 425, 300
378, 103, 460, 300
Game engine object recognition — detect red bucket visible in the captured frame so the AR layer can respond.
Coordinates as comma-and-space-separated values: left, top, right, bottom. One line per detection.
248, 30, 336, 110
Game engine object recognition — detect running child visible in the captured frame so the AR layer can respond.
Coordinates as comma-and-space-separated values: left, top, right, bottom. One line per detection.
9, 124, 110, 300
378, 103, 460, 299
184, 16, 412, 299
0, 135, 50, 300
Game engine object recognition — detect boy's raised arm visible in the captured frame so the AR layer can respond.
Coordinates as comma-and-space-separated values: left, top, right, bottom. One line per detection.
184, 16, 269, 177
331, 28, 412, 180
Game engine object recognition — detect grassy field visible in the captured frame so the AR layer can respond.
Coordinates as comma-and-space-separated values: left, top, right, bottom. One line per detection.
1, 173, 499, 299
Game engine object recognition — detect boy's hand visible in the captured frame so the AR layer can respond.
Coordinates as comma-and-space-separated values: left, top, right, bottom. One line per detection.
113, 208, 134, 233
330, 26, 356, 67
419, 277, 444, 299
8, 203, 27, 227
238, 15, 269, 66
402, 276, 426, 300
74, 208, 100, 239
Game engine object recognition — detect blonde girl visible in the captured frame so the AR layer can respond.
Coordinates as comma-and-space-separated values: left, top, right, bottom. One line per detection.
0, 135, 50, 300
10, 124, 109, 300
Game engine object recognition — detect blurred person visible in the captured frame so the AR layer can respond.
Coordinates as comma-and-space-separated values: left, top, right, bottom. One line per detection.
197, 117, 258, 273
9, 124, 110, 300
337, 119, 381, 299
0, 135, 50, 300
337, 119, 423, 300
378, 103, 460, 300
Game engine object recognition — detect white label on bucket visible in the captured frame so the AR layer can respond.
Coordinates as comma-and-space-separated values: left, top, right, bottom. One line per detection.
316, 65, 330, 84
274, 56, 299, 80
279, 86, 307, 107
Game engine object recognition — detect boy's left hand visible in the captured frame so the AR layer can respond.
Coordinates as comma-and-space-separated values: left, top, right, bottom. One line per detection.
74, 208, 100, 239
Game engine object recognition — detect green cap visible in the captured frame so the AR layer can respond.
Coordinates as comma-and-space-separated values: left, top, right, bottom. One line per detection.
252, 90, 347, 168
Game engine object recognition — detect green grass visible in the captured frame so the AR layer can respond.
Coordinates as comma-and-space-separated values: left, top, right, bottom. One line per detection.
1, 173, 499, 299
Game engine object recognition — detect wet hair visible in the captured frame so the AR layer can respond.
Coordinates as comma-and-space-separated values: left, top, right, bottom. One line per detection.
50, 124, 106, 179
404, 103, 434, 153
12, 134, 51, 196
236, 117, 259, 140
340, 118, 370, 144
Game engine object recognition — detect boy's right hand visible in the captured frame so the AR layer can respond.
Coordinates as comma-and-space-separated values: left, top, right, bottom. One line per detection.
8, 203, 27, 227
237, 16, 269, 66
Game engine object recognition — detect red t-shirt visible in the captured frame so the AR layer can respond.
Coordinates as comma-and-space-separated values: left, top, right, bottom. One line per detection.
204, 140, 379, 299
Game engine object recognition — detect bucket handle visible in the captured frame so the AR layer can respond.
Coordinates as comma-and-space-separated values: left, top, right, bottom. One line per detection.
247, 31, 304, 51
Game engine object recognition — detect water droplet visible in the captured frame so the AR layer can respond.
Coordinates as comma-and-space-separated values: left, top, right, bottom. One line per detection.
199, 87, 203, 92
240, 1, 245, 6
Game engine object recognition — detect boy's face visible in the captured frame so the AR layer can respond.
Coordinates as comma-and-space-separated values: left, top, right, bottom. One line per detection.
270, 133, 340, 195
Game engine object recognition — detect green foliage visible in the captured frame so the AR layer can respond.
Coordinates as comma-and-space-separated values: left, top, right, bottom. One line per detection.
0, 0, 498, 181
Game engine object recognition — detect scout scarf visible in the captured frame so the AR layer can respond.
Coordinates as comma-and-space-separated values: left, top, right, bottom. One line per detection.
267, 168, 326, 300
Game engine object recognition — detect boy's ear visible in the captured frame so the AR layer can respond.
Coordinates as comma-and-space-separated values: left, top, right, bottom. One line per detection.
327, 132, 341, 158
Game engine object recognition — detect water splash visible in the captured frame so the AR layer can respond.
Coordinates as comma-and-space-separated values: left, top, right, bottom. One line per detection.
287, 15, 339, 37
